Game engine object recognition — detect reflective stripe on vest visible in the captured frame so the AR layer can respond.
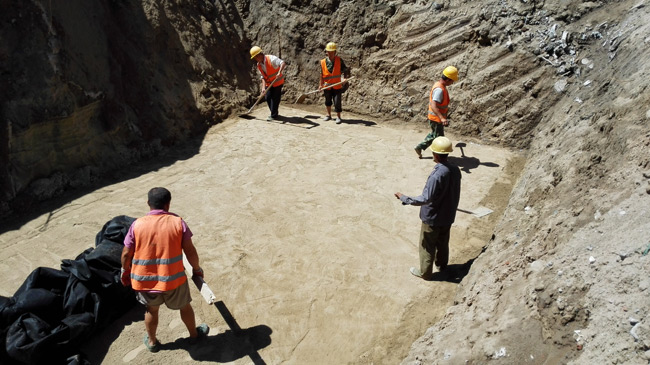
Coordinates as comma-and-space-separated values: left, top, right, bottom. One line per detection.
427, 81, 449, 123
321, 57, 342, 89
130, 214, 187, 291
258, 55, 285, 88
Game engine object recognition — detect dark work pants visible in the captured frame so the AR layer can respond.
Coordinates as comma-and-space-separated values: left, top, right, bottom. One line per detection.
265, 84, 283, 117
416, 120, 445, 150
419, 222, 451, 277
324, 88, 343, 113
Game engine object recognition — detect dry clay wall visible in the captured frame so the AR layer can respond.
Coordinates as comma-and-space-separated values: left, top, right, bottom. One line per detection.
244, 0, 650, 362
0, 0, 253, 217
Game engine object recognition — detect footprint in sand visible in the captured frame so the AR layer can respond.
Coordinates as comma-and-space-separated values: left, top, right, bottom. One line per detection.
122, 345, 145, 362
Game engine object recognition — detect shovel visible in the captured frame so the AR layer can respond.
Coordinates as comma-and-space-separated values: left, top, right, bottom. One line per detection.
183, 254, 216, 304
241, 91, 266, 116
457, 206, 493, 218
294, 76, 354, 104
240, 76, 281, 117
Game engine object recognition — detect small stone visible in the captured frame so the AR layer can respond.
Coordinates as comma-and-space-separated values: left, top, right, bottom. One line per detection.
630, 317, 639, 325
589, 256, 596, 264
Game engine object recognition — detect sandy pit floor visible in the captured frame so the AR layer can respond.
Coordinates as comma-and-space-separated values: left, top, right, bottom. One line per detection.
0, 104, 522, 364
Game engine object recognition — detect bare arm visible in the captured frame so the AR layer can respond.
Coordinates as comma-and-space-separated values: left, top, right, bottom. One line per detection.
182, 236, 202, 274
260, 78, 266, 96
121, 246, 134, 271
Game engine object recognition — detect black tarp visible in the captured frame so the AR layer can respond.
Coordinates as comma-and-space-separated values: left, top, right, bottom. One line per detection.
0, 215, 137, 364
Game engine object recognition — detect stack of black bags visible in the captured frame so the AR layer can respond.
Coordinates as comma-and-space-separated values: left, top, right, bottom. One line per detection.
0, 216, 138, 364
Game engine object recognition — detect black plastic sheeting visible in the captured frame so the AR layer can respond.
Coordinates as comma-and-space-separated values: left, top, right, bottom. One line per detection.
0, 215, 138, 364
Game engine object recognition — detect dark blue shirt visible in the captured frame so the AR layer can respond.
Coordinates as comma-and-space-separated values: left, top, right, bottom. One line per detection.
399, 162, 461, 226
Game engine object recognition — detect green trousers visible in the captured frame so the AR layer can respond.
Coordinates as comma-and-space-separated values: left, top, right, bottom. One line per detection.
415, 120, 445, 150
419, 222, 451, 277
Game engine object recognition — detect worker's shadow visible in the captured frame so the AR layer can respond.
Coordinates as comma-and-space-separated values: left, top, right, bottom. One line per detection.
162, 324, 272, 363
448, 142, 499, 174
426, 258, 475, 283
163, 300, 270, 364
303, 115, 376, 127
337, 118, 376, 127
273, 115, 319, 129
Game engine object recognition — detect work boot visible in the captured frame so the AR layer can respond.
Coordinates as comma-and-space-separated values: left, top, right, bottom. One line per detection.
414, 147, 423, 159
189, 323, 210, 344
409, 267, 431, 280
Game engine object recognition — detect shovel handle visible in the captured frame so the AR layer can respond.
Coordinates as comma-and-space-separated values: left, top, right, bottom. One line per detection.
319, 76, 354, 92
298, 76, 355, 100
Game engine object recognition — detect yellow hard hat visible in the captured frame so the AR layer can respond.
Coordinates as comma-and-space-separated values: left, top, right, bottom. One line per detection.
430, 136, 453, 154
325, 42, 337, 52
442, 66, 459, 81
250, 46, 262, 59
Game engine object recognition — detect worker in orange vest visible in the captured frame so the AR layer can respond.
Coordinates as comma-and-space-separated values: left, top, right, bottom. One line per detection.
415, 66, 459, 158
250, 46, 286, 121
319, 42, 350, 124
121, 187, 208, 352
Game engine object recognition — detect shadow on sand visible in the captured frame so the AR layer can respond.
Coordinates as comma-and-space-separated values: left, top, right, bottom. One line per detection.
448, 142, 500, 174
273, 115, 319, 129
81, 300, 271, 364
161, 324, 272, 363
425, 257, 476, 283
302, 114, 376, 127
79, 305, 145, 363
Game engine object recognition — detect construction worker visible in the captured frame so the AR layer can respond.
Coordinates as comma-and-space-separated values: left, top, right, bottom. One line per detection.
319, 42, 350, 124
395, 137, 461, 280
414, 66, 459, 158
121, 187, 209, 352
250, 46, 286, 121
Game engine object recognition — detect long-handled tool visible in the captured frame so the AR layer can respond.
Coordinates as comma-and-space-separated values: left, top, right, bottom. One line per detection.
457, 206, 493, 218
183, 254, 216, 304
243, 91, 266, 115
240, 76, 281, 117
294, 76, 354, 104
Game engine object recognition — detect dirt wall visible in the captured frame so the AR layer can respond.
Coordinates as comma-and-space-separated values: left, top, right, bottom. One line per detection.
1, 0, 649, 363
0, 0, 253, 216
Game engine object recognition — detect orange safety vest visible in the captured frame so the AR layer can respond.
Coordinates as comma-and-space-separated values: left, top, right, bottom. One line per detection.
257, 55, 285, 88
321, 57, 342, 89
427, 81, 450, 123
130, 214, 187, 291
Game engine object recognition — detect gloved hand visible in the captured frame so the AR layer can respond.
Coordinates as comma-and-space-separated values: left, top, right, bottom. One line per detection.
192, 267, 204, 279
120, 268, 131, 286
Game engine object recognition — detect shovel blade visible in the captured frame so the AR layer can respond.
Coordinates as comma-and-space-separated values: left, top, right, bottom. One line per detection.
295, 94, 307, 104
472, 207, 493, 218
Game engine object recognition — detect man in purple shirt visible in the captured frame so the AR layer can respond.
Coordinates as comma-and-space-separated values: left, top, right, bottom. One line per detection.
121, 187, 208, 352
395, 137, 461, 280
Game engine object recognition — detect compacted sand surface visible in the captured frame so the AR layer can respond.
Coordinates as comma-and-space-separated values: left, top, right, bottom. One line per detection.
0, 105, 520, 364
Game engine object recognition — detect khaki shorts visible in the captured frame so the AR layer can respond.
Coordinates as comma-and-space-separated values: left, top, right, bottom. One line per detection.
136, 280, 192, 310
